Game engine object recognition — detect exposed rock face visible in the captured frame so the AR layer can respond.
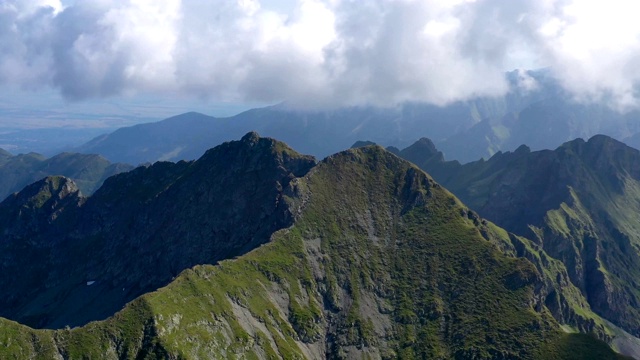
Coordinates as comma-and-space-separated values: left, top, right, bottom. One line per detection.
397, 134, 640, 341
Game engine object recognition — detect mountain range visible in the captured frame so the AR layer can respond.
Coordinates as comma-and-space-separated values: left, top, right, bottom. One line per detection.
68, 69, 640, 166
355, 134, 640, 357
0, 132, 631, 358
73, 104, 488, 165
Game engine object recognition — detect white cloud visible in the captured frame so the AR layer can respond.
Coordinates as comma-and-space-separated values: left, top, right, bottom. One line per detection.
515, 69, 539, 92
537, 0, 640, 110
1, 0, 640, 109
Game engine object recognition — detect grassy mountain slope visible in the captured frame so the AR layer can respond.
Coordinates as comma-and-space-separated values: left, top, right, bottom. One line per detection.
0, 141, 627, 358
395, 135, 640, 348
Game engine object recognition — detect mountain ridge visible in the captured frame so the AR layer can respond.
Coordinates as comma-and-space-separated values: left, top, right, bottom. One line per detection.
0, 132, 316, 329
69, 69, 640, 167
379, 134, 640, 351
0, 133, 629, 358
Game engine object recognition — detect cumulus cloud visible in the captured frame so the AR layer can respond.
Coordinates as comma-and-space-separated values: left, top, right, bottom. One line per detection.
2, 0, 640, 109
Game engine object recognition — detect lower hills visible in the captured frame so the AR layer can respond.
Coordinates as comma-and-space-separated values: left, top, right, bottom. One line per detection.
0, 149, 133, 201
0, 132, 629, 358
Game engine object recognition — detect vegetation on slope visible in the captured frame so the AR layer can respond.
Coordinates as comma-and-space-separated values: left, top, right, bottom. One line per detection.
392, 134, 640, 354
0, 143, 626, 359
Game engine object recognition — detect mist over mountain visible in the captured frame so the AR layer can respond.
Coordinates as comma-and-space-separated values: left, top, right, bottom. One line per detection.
439, 95, 640, 163
73, 69, 640, 166
5, 1, 640, 113
73, 70, 529, 163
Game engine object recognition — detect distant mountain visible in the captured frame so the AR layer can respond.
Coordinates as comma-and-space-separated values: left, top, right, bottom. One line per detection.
352, 137, 446, 171
439, 96, 640, 163
74, 69, 640, 166
0, 150, 133, 200
0, 127, 119, 156
74, 112, 226, 165
0, 133, 626, 358
72, 105, 478, 164
391, 134, 640, 351
74, 77, 550, 165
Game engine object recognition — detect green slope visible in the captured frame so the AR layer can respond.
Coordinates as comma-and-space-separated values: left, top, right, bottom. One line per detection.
394, 134, 640, 355
0, 144, 625, 359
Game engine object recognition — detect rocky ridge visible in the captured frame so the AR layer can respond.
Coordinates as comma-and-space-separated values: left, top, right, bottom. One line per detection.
0, 132, 315, 329
378, 134, 640, 355
0, 133, 628, 359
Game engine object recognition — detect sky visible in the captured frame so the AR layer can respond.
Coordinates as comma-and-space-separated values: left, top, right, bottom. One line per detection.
2, 0, 640, 128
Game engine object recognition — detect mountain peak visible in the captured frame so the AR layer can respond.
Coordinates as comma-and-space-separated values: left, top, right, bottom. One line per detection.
164, 111, 213, 122
514, 144, 531, 155
0, 176, 83, 242
397, 136, 445, 170
5, 176, 82, 208
586, 134, 629, 149
557, 135, 640, 181
0, 134, 316, 329
350, 140, 378, 148
414, 137, 438, 152
557, 135, 627, 155
241, 130, 261, 144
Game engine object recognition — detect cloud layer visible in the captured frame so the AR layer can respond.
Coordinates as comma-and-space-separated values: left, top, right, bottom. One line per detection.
2, 0, 640, 109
